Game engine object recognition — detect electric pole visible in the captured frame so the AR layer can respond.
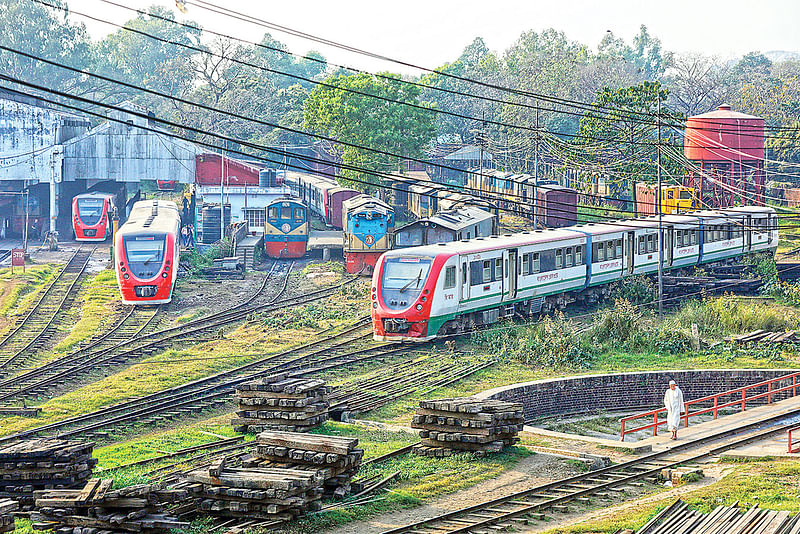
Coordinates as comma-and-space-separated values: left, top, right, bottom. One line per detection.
657, 92, 663, 319
533, 106, 539, 229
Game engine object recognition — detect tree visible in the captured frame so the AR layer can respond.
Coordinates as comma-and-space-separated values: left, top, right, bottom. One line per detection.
576, 81, 685, 197
666, 53, 734, 115
0, 0, 90, 94
304, 72, 436, 192
94, 7, 200, 108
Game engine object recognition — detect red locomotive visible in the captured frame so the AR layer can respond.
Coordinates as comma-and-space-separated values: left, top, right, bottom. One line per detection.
71, 193, 115, 241
114, 199, 181, 305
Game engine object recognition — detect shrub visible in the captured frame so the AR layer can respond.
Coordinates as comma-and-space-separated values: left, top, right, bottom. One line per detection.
609, 276, 656, 305
673, 294, 798, 336
589, 299, 646, 345
472, 312, 594, 369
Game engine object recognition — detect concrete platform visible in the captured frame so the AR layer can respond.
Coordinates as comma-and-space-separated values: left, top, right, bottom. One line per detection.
308, 230, 343, 261
635, 394, 800, 454
524, 395, 800, 456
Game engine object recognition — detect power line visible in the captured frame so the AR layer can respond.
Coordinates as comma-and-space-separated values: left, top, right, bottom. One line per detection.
31, 0, 800, 146
5, 79, 793, 234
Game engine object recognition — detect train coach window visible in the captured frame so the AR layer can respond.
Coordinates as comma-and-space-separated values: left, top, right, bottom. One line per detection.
522, 254, 530, 274
495, 258, 503, 279
691, 230, 698, 245
268, 207, 278, 220
676, 230, 683, 247
597, 243, 605, 262
638, 236, 646, 255
615, 239, 623, 258
294, 208, 305, 221
533, 252, 540, 273
280, 206, 292, 219
556, 249, 563, 269
647, 234, 656, 252
565, 247, 574, 267
483, 260, 491, 282
444, 266, 456, 289
576, 246, 583, 264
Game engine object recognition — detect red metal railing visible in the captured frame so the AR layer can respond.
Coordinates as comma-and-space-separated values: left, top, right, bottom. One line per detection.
789, 425, 800, 454
620, 372, 800, 441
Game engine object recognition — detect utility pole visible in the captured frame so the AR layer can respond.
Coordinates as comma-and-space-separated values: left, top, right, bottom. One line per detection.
657, 92, 663, 319
220, 142, 225, 243
533, 106, 539, 229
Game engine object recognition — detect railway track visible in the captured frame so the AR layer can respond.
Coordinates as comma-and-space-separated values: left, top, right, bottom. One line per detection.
0, 246, 95, 375
0, 315, 423, 444
381, 412, 800, 534
0, 260, 295, 405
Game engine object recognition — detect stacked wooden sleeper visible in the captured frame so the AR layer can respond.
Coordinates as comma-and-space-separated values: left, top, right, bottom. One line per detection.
0, 499, 18, 534
411, 397, 524, 457
32, 478, 188, 534
0, 439, 96, 510
246, 431, 363, 498
185, 457, 325, 521
232, 375, 329, 433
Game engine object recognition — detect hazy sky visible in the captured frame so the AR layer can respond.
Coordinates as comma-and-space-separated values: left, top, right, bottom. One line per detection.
68, 0, 800, 74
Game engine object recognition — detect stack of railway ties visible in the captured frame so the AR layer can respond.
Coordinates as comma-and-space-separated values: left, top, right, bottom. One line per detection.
411, 397, 525, 457
231, 374, 330, 433
183, 432, 363, 521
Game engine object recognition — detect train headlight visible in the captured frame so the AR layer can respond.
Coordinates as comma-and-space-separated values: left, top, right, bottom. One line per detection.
416, 304, 423, 311
123, 273, 129, 279
421, 296, 427, 302
372, 302, 377, 309
162, 273, 168, 278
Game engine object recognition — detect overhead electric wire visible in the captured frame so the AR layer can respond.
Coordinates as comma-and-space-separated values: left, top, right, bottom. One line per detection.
5, 78, 793, 234
0, 44, 717, 219
179, 0, 800, 138
30, 0, 800, 149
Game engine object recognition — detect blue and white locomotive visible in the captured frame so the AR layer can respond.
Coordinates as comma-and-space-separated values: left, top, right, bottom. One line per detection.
342, 195, 394, 274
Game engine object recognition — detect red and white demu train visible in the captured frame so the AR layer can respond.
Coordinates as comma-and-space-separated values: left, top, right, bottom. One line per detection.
371, 206, 778, 342
114, 200, 181, 305
72, 193, 115, 241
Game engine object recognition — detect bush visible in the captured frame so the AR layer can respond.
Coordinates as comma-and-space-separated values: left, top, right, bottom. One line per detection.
589, 299, 646, 345
673, 294, 798, 336
610, 276, 656, 305
181, 239, 232, 275
471, 312, 594, 369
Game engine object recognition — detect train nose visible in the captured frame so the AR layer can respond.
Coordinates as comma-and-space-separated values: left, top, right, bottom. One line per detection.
134, 285, 159, 298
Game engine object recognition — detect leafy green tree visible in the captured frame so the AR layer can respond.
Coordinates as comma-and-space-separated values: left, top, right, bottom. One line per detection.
93, 6, 200, 106
303, 72, 436, 192
0, 0, 90, 94
576, 81, 684, 198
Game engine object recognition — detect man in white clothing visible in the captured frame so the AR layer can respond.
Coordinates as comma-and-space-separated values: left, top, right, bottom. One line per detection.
664, 380, 685, 440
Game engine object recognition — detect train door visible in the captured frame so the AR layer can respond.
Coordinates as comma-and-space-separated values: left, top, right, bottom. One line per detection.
460, 257, 470, 301
505, 249, 518, 301
626, 231, 635, 275
664, 226, 673, 267
744, 215, 752, 252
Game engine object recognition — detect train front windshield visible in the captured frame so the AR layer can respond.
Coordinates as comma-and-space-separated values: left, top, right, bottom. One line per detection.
124, 235, 166, 278
381, 258, 432, 310
78, 198, 105, 225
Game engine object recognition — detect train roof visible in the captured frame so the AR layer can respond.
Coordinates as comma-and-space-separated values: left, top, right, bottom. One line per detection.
383, 227, 583, 259
342, 194, 391, 214
267, 196, 305, 207
119, 200, 180, 235
398, 206, 494, 233
74, 192, 114, 200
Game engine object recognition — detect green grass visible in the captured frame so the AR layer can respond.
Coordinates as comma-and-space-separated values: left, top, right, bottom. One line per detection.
50, 269, 120, 353
0, 264, 58, 320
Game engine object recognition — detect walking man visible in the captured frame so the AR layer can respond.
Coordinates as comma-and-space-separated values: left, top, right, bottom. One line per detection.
664, 380, 685, 440
181, 225, 188, 247
187, 224, 195, 248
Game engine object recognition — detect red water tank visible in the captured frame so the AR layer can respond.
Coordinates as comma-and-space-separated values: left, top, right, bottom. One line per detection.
683, 105, 765, 207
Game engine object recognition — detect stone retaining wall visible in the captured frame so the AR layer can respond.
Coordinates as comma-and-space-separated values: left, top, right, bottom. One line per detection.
475, 369, 800, 422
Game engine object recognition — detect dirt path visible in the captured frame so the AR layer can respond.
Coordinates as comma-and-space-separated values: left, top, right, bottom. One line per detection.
326, 454, 583, 534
